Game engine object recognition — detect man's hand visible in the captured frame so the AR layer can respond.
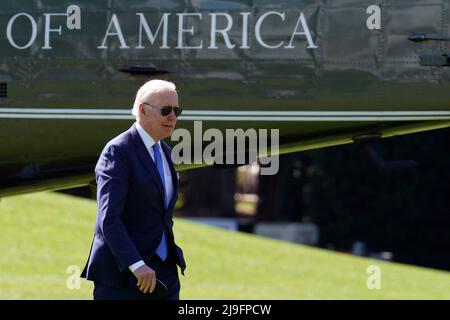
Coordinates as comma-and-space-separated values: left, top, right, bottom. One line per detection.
132, 264, 156, 294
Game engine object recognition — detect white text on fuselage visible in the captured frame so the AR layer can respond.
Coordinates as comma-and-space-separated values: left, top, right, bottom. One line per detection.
5, 11, 318, 50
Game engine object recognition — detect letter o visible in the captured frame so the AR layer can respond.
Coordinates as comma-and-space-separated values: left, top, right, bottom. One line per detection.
7, 13, 37, 49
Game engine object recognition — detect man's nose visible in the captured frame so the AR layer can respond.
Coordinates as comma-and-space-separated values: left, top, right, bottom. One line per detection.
167, 110, 176, 120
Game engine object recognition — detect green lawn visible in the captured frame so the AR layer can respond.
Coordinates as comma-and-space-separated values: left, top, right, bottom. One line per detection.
1, 192, 449, 299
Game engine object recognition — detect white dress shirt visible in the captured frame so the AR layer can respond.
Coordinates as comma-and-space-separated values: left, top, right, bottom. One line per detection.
129, 122, 173, 272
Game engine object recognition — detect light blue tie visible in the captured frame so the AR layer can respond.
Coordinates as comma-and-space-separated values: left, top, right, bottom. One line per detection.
153, 143, 168, 261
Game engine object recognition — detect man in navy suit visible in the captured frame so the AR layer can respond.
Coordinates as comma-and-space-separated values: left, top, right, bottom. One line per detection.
81, 79, 186, 300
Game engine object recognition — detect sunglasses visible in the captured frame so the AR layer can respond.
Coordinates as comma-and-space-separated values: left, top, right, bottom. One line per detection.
143, 102, 182, 117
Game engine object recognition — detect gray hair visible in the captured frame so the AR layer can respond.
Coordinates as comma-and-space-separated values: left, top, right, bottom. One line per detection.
131, 79, 177, 119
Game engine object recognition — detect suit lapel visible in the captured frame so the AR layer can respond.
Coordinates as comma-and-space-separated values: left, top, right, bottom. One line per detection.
130, 124, 166, 205
162, 141, 178, 212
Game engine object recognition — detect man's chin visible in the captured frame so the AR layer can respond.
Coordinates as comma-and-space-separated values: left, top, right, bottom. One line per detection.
161, 128, 175, 139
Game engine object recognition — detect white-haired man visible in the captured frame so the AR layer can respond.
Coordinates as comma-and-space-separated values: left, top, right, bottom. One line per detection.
81, 79, 186, 300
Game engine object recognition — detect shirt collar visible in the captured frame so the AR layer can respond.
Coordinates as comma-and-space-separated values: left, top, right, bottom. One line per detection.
135, 122, 160, 152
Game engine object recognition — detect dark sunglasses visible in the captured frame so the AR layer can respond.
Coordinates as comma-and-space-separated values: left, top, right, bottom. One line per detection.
143, 102, 182, 117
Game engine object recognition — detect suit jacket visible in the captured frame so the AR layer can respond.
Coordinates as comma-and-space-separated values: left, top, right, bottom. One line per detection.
81, 123, 186, 288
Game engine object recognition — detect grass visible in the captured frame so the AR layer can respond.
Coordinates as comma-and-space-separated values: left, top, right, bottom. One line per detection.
0, 192, 450, 299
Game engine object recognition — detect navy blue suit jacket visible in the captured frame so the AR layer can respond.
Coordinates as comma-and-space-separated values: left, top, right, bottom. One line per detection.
81, 123, 186, 288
